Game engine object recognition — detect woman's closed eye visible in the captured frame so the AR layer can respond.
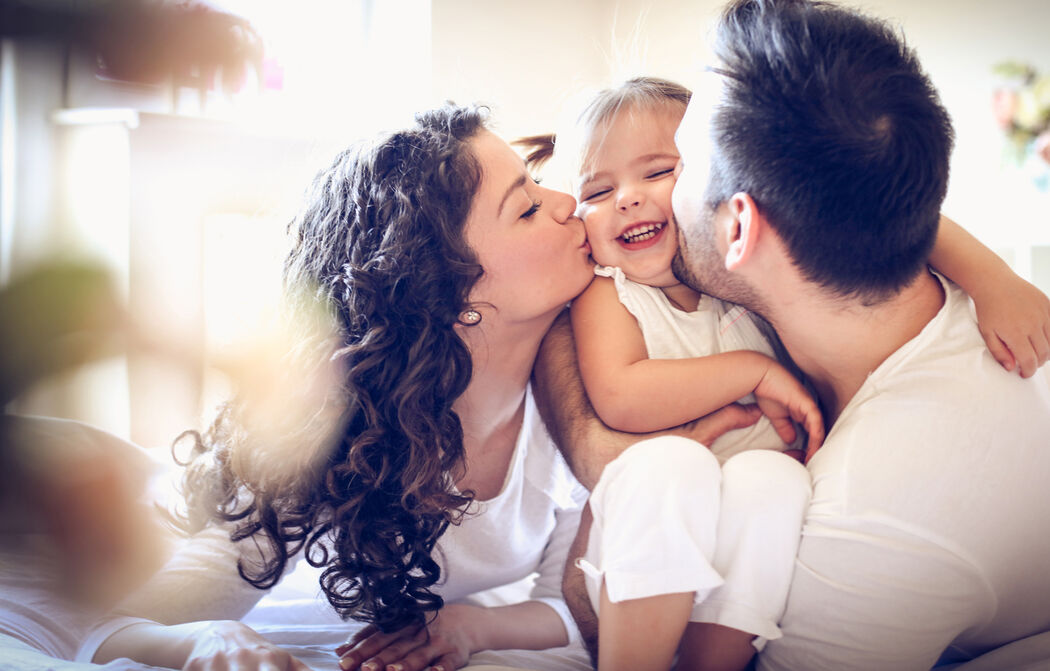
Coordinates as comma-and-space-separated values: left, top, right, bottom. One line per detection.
521, 200, 542, 219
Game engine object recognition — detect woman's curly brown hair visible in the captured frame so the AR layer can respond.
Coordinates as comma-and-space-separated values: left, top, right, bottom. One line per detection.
177, 104, 489, 633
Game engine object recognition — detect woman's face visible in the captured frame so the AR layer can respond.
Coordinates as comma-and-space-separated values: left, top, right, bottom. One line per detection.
464, 130, 594, 327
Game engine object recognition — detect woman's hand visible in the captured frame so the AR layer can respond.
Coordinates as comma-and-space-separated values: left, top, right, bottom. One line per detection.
753, 362, 825, 461
335, 605, 484, 671
184, 620, 310, 671
95, 619, 309, 671
971, 275, 1050, 378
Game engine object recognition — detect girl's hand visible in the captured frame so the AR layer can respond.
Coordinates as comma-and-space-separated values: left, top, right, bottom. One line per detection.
335, 604, 483, 671
971, 276, 1050, 378
184, 620, 310, 671
676, 403, 764, 446
753, 363, 825, 461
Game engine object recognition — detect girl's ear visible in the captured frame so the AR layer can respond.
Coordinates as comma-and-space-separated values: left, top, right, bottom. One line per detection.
725, 192, 761, 271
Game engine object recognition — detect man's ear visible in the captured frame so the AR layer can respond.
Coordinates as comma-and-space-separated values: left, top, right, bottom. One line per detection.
724, 192, 761, 271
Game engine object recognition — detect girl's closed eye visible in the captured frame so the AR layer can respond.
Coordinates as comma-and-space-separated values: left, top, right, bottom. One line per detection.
581, 186, 612, 203
647, 167, 675, 179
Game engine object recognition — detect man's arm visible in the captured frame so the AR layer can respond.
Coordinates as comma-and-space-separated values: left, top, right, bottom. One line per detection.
533, 309, 630, 490
533, 309, 764, 490
562, 503, 598, 665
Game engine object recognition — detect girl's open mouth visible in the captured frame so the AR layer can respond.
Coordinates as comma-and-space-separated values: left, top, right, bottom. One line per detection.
619, 221, 666, 249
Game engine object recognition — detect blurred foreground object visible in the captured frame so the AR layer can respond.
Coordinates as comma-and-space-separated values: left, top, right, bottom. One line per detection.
0, 259, 127, 406
0, 257, 344, 604
0, 259, 167, 612
0, 414, 174, 611
0, 0, 263, 93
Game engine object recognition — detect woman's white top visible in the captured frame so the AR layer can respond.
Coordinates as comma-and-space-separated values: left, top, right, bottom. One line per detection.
595, 264, 796, 459
77, 386, 588, 663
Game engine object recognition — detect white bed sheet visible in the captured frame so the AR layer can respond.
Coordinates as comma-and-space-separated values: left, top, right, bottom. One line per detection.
0, 415, 590, 671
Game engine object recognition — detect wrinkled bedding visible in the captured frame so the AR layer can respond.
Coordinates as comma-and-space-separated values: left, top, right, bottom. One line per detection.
0, 415, 587, 671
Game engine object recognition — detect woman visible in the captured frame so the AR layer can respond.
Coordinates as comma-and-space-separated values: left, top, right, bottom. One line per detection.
74, 104, 596, 671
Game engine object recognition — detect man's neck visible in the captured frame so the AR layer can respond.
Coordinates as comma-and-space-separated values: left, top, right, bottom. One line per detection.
769, 270, 945, 426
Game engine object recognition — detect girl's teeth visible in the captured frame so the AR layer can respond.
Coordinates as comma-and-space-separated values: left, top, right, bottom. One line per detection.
622, 222, 663, 243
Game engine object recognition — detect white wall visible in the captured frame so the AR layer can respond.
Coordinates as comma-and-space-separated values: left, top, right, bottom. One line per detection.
431, 0, 721, 138
6, 1, 1049, 439
432, 0, 1050, 283
853, 0, 1050, 254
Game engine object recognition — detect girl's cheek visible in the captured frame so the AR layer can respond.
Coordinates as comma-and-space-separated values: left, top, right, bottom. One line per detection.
577, 203, 596, 225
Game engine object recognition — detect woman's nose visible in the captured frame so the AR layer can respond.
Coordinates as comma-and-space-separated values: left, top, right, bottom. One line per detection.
549, 187, 578, 224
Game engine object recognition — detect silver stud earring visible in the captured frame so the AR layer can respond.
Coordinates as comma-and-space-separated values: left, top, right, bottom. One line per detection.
458, 309, 482, 326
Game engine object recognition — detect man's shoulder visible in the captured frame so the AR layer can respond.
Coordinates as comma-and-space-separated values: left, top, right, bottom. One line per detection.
865, 276, 1037, 399
813, 277, 1050, 477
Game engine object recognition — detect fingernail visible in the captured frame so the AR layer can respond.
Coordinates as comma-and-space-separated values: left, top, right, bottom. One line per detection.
387, 665, 403, 671
362, 663, 378, 671
338, 657, 353, 671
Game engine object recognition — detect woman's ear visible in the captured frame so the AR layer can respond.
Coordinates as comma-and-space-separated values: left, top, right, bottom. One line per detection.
724, 192, 761, 271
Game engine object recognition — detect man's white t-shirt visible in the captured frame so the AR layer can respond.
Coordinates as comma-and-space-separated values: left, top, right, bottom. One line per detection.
759, 272, 1050, 670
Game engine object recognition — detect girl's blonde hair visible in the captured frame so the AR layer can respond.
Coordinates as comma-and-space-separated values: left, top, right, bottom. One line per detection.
514, 76, 692, 189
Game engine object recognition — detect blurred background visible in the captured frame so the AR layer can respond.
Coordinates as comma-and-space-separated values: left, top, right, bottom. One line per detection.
3, 0, 1049, 450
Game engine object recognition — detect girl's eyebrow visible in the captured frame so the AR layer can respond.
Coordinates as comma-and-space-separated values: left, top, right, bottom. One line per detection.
634, 152, 680, 164
578, 170, 602, 186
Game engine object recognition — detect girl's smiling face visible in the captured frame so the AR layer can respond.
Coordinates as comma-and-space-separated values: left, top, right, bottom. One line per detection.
575, 103, 685, 288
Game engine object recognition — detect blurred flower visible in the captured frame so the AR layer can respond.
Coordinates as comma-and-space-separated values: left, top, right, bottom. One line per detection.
1037, 132, 1050, 166
993, 61, 1050, 165
993, 88, 1018, 131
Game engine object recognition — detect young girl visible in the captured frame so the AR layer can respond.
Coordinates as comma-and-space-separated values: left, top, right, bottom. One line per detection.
521, 77, 1050, 670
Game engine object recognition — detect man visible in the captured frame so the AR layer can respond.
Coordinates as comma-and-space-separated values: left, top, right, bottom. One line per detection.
535, 0, 1050, 668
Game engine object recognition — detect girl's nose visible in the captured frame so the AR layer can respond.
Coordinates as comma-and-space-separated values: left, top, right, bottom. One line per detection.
616, 188, 643, 212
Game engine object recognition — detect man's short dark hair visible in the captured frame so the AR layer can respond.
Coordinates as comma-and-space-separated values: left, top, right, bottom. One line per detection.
707, 0, 954, 300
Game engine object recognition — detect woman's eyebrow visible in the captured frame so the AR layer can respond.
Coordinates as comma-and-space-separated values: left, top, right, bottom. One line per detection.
498, 174, 528, 216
